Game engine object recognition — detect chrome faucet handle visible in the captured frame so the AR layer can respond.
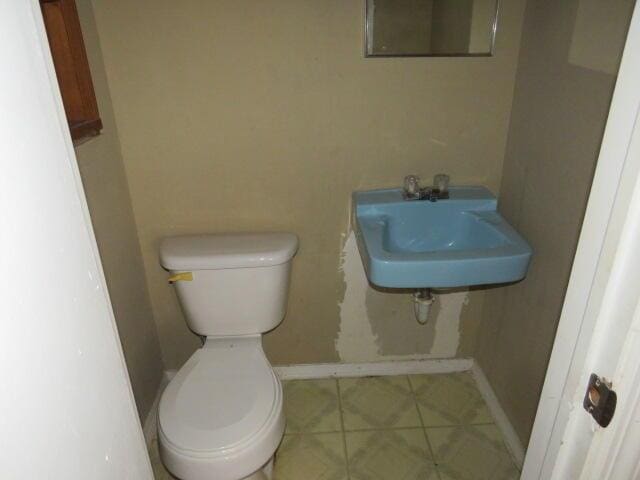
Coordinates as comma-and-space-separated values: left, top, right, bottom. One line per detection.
404, 175, 420, 198
433, 174, 450, 194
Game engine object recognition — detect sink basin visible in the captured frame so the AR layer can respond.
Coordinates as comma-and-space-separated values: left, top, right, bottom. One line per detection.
353, 186, 532, 288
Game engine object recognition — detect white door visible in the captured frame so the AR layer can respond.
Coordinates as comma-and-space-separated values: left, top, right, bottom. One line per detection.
0, 1, 153, 479
522, 2, 640, 478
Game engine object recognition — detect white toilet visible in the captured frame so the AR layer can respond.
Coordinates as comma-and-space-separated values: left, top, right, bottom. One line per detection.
157, 232, 298, 480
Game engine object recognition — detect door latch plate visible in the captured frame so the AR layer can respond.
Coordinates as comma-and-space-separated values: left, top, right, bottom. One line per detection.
583, 373, 617, 428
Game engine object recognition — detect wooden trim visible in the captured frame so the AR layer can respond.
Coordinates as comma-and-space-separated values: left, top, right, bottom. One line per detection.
70, 118, 102, 142
39, 0, 102, 143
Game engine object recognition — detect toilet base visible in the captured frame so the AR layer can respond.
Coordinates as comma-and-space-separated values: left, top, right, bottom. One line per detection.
242, 457, 274, 480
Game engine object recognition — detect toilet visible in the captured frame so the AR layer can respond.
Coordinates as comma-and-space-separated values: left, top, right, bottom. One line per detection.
157, 232, 298, 480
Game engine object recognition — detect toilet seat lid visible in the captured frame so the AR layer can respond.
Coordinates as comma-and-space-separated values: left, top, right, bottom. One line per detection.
158, 336, 280, 455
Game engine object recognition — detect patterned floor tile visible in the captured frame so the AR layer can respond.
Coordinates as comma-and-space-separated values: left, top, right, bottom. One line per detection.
339, 376, 422, 430
283, 379, 342, 433
346, 429, 438, 480
149, 373, 516, 480
274, 433, 348, 480
410, 373, 493, 426
427, 424, 520, 480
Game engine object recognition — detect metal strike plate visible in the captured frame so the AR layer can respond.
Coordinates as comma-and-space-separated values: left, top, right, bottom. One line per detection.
583, 373, 617, 428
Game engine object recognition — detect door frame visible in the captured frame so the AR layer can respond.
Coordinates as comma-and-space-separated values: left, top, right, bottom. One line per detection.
522, 2, 640, 478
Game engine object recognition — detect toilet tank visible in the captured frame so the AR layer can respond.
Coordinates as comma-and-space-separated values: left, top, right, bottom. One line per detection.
159, 232, 298, 337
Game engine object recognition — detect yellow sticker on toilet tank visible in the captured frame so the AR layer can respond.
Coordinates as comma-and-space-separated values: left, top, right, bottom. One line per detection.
167, 272, 193, 283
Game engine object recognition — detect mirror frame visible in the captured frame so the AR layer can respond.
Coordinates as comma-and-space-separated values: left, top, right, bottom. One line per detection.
364, 0, 500, 58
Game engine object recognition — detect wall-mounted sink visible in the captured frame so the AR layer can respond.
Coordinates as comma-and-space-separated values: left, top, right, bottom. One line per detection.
353, 186, 532, 288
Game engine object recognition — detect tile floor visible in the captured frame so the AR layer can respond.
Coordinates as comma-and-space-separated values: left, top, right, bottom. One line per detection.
150, 372, 521, 480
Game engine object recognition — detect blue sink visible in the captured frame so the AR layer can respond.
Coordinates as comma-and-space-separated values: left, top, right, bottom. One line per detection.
353, 186, 532, 288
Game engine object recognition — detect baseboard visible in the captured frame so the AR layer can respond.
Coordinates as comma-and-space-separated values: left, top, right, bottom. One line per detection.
142, 372, 174, 447
470, 362, 525, 468
273, 357, 473, 380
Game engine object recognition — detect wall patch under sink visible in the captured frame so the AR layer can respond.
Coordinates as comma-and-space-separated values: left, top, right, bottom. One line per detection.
336, 230, 468, 362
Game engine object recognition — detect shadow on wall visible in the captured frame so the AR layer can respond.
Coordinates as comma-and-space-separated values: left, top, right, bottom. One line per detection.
474, 0, 635, 445
73, 0, 164, 421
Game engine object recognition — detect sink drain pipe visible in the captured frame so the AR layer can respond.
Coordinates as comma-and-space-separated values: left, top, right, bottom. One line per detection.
413, 289, 434, 325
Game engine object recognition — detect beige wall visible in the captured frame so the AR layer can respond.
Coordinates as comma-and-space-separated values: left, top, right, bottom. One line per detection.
91, 0, 526, 369
74, 0, 164, 420
475, 0, 634, 445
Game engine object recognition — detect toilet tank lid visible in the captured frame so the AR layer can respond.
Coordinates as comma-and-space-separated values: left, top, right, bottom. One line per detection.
159, 232, 298, 270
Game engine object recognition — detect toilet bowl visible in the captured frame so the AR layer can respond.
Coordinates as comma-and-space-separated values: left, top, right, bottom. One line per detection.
157, 232, 298, 480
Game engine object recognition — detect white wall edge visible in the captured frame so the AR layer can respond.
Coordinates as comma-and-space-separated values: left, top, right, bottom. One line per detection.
470, 362, 525, 468
273, 358, 473, 380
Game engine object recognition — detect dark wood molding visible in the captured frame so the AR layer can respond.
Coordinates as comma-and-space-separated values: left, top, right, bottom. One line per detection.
40, 0, 102, 143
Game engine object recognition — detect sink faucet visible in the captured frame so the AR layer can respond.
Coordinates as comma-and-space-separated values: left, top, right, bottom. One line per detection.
403, 174, 450, 202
